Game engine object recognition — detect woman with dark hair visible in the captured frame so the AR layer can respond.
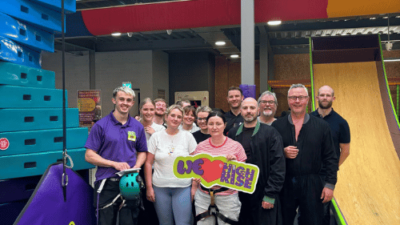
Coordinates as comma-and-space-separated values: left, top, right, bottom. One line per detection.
192, 106, 212, 144
145, 105, 197, 225
179, 105, 200, 133
191, 111, 247, 225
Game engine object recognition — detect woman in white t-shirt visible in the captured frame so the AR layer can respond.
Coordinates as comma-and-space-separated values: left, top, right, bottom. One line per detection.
139, 98, 165, 141
145, 105, 198, 225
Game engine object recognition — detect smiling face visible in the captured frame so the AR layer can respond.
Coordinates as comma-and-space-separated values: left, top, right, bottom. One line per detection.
197, 111, 210, 131
227, 90, 243, 110
183, 110, 195, 126
259, 95, 277, 117
207, 116, 226, 137
112, 91, 134, 116
155, 101, 167, 117
140, 102, 155, 123
288, 87, 309, 115
317, 86, 335, 109
166, 108, 183, 129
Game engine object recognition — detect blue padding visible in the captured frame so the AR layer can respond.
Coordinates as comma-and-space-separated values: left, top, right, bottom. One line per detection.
0, 176, 41, 204
0, 148, 94, 179
0, 12, 54, 52
0, 200, 27, 225
30, 0, 76, 13
0, 62, 55, 88
0, 127, 88, 156
0, 36, 41, 69
0, 85, 67, 108
0, 0, 65, 32
0, 108, 79, 132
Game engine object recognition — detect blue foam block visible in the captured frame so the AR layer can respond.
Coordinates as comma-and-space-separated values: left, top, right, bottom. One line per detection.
0, 127, 88, 156
0, 176, 41, 204
0, 85, 67, 108
0, 108, 79, 132
0, 62, 55, 88
30, 0, 76, 13
0, 0, 65, 32
0, 12, 54, 52
0, 200, 27, 225
0, 36, 41, 69
0, 148, 95, 179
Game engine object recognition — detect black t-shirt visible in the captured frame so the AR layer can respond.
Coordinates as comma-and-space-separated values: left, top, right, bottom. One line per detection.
310, 109, 350, 159
224, 110, 244, 135
192, 130, 211, 144
238, 127, 254, 163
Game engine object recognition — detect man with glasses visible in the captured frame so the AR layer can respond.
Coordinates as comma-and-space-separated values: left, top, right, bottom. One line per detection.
310, 85, 350, 225
272, 84, 337, 225
258, 91, 278, 125
153, 98, 167, 127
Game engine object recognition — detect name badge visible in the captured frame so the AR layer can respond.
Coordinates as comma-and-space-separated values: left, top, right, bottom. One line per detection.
128, 131, 136, 141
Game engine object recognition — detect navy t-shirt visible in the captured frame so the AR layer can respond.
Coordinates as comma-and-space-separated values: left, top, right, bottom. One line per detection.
85, 111, 148, 181
310, 109, 350, 160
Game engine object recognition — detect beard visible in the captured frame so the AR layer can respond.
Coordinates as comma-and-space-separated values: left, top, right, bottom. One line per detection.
262, 109, 275, 117
244, 114, 257, 122
318, 100, 332, 109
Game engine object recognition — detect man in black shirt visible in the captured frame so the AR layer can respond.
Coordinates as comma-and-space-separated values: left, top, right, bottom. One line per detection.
224, 86, 244, 134
272, 84, 337, 225
310, 85, 350, 225
228, 98, 285, 225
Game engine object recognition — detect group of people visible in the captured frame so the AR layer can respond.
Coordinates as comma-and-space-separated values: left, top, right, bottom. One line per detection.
85, 83, 350, 225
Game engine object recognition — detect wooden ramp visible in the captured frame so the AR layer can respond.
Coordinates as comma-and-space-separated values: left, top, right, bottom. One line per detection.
313, 62, 400, 225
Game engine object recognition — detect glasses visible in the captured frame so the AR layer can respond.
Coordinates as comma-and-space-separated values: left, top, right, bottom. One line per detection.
198, 117, 207, 121
288, 96, 308, 101
155, 103, 166, 107
260, 100, 275, 105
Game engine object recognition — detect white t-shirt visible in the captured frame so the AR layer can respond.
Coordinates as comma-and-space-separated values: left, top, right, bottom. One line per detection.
178, 123, 200, 133
145, 122, 166, 141
148, 130, 197, 187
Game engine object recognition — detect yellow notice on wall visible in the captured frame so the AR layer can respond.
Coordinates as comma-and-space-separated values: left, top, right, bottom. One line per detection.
78, 98, 96, 112
327, 0, 400, 18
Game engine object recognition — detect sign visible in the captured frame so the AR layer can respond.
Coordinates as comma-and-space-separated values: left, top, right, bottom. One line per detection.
77, 90, 101, 126
122, 82, 132, 89
173, 154, 259, 194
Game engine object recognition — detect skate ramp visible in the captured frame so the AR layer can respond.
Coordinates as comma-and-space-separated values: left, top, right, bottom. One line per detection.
313, 61, 400, 224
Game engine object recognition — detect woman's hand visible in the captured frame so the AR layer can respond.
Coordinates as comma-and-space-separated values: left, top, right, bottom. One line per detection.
146, 187, 156, 202
145, 126, 156, 135
226, 154, 237, 161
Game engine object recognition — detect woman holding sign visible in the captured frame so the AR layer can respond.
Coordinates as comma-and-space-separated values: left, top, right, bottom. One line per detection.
192, 111, 247, 225
144, 105, 198, 225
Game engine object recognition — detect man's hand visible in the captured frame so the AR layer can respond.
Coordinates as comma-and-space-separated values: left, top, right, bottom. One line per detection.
284, 146, 299, 159
113, 162, 130, 171
262, 201, 274, 210
320, 187, 334, 203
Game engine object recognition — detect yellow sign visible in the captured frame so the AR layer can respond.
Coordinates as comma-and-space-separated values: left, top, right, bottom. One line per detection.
77, 98, 96, 112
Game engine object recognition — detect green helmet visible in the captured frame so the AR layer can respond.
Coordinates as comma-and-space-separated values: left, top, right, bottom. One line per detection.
119, 172, 141, 200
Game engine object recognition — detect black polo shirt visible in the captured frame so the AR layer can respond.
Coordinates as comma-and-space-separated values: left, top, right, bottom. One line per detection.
310, 109, 350, 160
224, 110, 244, 135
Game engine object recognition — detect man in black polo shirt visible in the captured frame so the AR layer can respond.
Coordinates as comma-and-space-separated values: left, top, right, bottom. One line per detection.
224, 86, 244, 134
310, 85, 350, 225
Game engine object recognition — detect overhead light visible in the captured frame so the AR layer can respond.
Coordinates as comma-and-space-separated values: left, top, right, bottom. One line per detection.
230, 54, 239, 58
383, 16, 388, 19
215, 41, 226, 46
370, 17, 376, 20
384, 59, 400, 62
111, 32, 121, 37
267, 20, 282, 26
127, 32, 133, 37
396, 16, 400, 18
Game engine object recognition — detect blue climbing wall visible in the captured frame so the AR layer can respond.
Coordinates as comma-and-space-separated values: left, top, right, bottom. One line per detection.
0, 1, 94, 224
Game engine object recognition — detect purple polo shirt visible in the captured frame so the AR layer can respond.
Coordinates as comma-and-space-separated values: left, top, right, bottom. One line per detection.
85, 111, 147, 181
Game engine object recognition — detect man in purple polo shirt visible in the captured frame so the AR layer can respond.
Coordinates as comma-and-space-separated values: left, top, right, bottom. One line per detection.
85, 86, 147, 225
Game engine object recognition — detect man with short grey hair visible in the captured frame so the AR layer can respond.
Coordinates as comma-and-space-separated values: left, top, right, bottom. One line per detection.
272, 84, 337, 225
258, 91, 278, 125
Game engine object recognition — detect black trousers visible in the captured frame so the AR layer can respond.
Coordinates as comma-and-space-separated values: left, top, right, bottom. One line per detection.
280, 174, 324, 225
94, 179, 140, 225
137, 167, 159, 225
